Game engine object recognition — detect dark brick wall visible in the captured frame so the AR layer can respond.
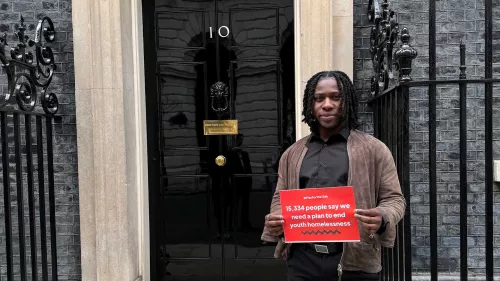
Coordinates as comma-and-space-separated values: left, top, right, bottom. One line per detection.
353, 0, 375, 135
0, 0, 79, 280
354, 0, 500, 278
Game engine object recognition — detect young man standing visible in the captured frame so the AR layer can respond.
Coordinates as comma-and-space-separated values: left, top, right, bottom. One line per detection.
262, 71, 406, 281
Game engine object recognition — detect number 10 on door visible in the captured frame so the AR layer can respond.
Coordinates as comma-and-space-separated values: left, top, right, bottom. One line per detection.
210, 26, 230, 38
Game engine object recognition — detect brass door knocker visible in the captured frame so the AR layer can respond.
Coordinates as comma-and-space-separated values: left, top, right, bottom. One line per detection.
210, 81, 229, 113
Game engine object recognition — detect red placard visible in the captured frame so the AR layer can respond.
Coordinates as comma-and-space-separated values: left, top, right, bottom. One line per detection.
279, 186, 360, 243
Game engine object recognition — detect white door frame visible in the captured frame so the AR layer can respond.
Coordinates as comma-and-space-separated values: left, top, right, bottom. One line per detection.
72, 0, 352, 280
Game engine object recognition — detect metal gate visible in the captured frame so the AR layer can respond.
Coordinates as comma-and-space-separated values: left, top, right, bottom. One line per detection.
0, 16, 59, 281
367, 0, 496, 280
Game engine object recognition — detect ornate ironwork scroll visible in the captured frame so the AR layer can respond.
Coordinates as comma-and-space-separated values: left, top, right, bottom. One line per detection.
0, 16, 59, 115
368, 0, 417, 96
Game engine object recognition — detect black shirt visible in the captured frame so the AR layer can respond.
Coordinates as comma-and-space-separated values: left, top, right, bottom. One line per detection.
299, 126, 350, 189
297, 126, 350, 249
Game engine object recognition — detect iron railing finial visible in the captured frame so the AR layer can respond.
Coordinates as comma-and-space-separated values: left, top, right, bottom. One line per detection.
394, 28, 418, 83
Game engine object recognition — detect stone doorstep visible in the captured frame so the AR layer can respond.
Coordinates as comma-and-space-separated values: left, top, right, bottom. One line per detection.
412, 274, 500, 281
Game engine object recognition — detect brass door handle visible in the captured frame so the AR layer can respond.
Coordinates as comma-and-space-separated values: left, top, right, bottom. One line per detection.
215, 155, 226, 167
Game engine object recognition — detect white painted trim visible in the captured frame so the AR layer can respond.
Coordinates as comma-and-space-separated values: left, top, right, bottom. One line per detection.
73, 0, 149, 278
131, 0, 150, 280
293, 0, 354, 139
294, 0, 304, 139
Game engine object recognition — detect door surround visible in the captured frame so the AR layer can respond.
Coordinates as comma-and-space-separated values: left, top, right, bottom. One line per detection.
72, 0, 353, 280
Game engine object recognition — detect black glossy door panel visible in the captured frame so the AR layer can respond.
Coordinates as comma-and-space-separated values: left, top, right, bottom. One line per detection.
145, 0, 295, 280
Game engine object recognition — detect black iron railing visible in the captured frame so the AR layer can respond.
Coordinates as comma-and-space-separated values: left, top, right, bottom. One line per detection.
0, 16, 59, 281
367, 1, 415, 279
367, 1, 496, 280
369, 83, 410, 281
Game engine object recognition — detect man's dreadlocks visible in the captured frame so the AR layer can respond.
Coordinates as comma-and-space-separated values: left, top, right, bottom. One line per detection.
301, 70, 359, 134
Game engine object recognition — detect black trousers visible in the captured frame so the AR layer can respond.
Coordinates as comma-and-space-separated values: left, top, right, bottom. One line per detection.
287, 244, 380, 281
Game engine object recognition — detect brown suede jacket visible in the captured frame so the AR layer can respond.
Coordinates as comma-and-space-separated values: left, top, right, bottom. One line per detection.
261, 129, 406, 275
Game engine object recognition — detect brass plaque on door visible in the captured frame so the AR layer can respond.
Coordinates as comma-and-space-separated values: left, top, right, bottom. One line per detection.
203, 120, 238, 135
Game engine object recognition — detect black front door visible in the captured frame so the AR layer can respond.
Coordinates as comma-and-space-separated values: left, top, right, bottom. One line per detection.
143, 0, 295, 280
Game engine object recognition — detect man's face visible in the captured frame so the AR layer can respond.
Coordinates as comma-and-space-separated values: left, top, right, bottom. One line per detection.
312, 78, 343, 131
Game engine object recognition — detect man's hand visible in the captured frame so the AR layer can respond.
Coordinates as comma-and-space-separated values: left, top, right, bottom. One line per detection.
264, 214, 284, 237
354, 208, 383, 236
